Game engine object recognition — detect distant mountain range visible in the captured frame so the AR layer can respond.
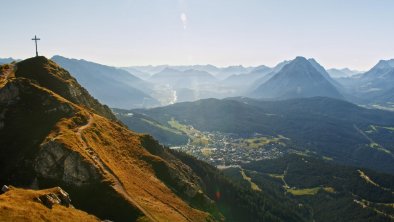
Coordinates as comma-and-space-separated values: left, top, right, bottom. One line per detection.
51, 56, 160, 109
327, 68, 361, 78
122, 64, 254, 79
223, 65, 273, 88
47, 55, 394, 110
65, 55, 394, 108
118, 66, 151, 80
214, 65, 255, 80
0, 58, 18, 65
5, 56, 392, 109
150, 67, 217, 88
337, 59, 394, 107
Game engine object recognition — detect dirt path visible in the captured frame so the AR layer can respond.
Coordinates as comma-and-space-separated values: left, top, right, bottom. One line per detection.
76, 115, 158, 222
282, 166, 290, 189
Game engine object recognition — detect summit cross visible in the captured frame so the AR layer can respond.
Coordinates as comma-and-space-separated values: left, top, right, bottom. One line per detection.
31, 35, 40, 57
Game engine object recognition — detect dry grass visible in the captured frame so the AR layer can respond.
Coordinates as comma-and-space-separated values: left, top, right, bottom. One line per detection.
0, 187, 100, 222
0, 64, 15, 87
47, 110, 211, 222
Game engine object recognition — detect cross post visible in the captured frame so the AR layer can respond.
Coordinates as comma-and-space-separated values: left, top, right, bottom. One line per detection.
31, 35, 40, 57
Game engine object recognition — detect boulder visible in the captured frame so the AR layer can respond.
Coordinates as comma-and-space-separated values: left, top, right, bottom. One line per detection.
1, 185, 9, 193
36, 187, 72, 209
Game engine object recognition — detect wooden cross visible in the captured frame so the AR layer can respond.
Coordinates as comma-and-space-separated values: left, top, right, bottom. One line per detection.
31, 35, 40, 57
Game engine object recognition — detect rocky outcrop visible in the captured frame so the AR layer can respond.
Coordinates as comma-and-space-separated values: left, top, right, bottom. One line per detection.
1, 185, 9, 193
35, 141, 101, 186
36, 187, 71, 208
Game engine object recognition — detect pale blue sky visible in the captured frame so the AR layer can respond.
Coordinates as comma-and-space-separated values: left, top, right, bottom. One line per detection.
1, 0, 394, 70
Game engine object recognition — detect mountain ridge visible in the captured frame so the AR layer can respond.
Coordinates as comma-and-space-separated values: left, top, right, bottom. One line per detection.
51, 55, 160, 109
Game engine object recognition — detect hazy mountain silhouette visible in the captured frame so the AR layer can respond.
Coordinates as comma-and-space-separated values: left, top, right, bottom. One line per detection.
52, 56, 160, 109
327, 68, 361, 78
150, 67, 217, 88
0, 58, 18, 65
251, 57, 343, 100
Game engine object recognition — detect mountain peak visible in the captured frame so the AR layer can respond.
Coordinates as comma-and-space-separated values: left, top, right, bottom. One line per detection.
294, 56, 308, 61
51, 55, 66, 60
285, 56, 312, 69
252, 56, 343, 99
14, 57, 116, 120
21, 56, 49, 65
282, 56, 313, 72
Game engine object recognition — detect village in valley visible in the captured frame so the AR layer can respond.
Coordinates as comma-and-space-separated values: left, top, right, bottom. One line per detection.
168, 120, 289, 167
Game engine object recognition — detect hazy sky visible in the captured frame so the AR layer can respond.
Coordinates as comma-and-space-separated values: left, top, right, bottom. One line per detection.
1, 0, 394, 70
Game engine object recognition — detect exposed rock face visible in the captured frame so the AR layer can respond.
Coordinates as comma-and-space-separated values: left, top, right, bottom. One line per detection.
35, 141, 101, 186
